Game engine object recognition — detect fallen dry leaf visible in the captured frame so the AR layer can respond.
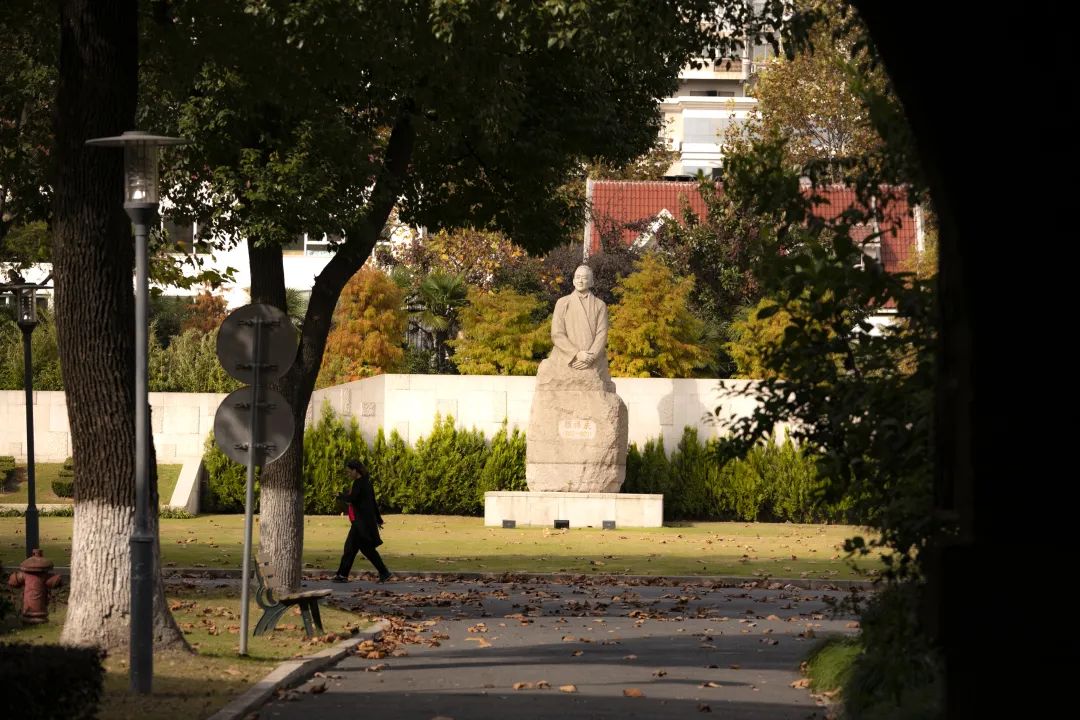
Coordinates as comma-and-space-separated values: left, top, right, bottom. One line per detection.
308, 680, 327, 694
571, 650, 583, 656
559, 685, 578, 693
464, 637, 492, 648
623, 654, 638, 661
700, 681, 721, 688
365, 664, 389, 672
697, 704, 712, 712
623, 688, 645, 698
513, 682, 534, 690
791, 678, 811, 689
652, 670, 667, 677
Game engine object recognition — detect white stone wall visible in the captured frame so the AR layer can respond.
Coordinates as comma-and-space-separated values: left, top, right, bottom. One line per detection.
310, 374, 762, 454
1, 375, 764, 463
0, 390, 228, 462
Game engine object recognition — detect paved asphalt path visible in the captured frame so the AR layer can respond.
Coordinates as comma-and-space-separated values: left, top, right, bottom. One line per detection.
251, 573, 862, 720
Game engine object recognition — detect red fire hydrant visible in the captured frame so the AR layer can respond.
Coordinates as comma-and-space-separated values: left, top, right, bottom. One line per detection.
8, 549, 62, 624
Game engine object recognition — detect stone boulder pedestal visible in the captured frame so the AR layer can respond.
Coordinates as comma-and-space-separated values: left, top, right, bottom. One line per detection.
525, 355, 628, 492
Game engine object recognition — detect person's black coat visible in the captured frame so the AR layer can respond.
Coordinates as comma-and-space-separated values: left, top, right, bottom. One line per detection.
339, 474, 383, 547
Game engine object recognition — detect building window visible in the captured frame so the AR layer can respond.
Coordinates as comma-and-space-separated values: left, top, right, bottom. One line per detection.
162, 219, 210, 254
684, 117, 732, 145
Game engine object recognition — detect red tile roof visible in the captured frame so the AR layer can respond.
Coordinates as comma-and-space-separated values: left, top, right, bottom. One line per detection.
585, 180, 920, 275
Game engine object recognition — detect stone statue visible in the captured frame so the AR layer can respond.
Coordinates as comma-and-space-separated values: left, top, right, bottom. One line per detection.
537, 265, 615, 393
552, 265, 609, 371
526, 265, 628, 493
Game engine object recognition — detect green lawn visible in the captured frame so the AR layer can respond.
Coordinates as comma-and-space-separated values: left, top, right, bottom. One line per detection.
0, 463, 183, 505
1, 583, 368, 720
0, 514, 883, 580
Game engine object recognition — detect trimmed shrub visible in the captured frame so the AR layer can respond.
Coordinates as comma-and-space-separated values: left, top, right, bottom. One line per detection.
302, 403, 369, 514
51, 457, 75, 498
369, 427, 414, 512
0, 643, 105, 720
409, 415, 489, 515
0, 455, 15, 489
623, 436, 671, 500
667, 427, 720, 519
201, 432, 255, 513
477, 424, 528, 503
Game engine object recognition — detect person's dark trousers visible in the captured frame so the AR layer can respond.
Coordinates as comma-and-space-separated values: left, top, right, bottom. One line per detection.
336, 523, 389, 577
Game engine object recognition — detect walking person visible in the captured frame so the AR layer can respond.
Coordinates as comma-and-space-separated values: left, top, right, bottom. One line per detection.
332, 459, 392, 583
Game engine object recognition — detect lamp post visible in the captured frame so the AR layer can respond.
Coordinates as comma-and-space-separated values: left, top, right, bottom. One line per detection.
17, 283, 40, 558
86, 130, 186, 695
1, 277, 52, 557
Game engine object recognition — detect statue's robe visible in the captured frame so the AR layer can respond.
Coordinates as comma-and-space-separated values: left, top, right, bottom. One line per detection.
549, 291, 610, 384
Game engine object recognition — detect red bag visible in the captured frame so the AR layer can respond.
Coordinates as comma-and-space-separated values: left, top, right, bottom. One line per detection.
347, 504, 356, 522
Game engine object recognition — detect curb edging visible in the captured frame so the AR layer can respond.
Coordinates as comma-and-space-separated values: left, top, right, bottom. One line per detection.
205, 619, 390, 720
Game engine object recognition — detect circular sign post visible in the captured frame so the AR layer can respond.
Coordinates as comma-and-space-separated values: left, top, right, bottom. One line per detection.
213, 303, 296, 654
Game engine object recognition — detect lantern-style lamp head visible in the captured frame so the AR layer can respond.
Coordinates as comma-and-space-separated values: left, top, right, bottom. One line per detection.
85, 131, 187, 206
17, 286, 37, 329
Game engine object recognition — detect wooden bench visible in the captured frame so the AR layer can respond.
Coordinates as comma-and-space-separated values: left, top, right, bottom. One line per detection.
252, 551, 333, 638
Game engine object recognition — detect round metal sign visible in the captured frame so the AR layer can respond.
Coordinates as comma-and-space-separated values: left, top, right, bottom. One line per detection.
216, 303, 297, 384
213, 387, 295, 466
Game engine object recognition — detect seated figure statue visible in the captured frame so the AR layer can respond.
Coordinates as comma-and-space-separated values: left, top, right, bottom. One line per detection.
540, 264, 614, 392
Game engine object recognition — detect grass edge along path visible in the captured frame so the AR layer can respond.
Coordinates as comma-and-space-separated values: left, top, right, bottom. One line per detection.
0, 583, 372, 720
1, 514, 884, 581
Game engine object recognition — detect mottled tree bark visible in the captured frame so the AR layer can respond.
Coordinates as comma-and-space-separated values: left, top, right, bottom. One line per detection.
252, 109, 415, 590
53, 0, 185, 650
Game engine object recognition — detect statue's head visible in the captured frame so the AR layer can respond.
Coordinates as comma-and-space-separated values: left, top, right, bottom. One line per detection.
573, 265, 595, 293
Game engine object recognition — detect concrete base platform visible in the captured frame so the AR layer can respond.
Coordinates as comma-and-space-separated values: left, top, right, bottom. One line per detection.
484, 491, 663, 528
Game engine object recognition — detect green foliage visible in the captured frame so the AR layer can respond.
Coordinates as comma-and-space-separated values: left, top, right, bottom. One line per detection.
201, 432, 255, 513
608, 253, 711, 378
450, 286, 551, 375
159, 507, 194, 519
0, 454, 15, 487
805, 637, 861, 694
842, 584, 943, 718
408, 415, 489, 515
725, 298, 793, 379
149, 327, 242, 393
2, 221, 51, 264
51, 456, 75, 498
388, 227, 529, 292
0, 0, 55, 254
730, 0, 891, 182
369, 427, 415, 513
148, 294, 195, 347
0, 644, 105, 720
622, 436, 672, 497
623, 429, 835, 523
477, 425, 528, 502
715, 439, 840, 523
0, 309, 64, 390
302, 404, 369, 515
666, 427, 721, 519
587, 138, 681, 181
408, 271, 468, 375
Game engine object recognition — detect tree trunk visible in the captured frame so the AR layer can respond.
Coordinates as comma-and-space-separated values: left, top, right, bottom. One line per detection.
253, 109, 416, 590
53, 0, 185, 650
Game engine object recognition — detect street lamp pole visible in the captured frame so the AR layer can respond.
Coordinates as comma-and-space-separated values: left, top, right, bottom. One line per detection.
17, 285, 41, 557
86, 130, 186, 695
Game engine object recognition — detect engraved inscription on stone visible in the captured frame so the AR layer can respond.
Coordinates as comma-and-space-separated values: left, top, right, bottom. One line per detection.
361, 402, 377, 417
558, 418, 597, 440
